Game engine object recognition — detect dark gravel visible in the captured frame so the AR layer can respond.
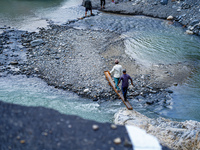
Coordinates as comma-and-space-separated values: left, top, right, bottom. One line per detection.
0, 101, 171, 150
0, 101, 133, 150
90, 0, 200, 36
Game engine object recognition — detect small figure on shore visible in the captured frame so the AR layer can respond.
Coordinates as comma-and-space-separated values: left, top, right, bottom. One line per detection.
84, 0, 93, 17
112, 0, 115, 3
117, 69, 133, 101
100, 0, 105, 9
110, 59, 122, 92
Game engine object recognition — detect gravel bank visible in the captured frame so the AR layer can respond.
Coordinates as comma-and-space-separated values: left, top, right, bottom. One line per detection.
90, 0, 200, 36
0, 1, 199, 149
0, 23, 192, 108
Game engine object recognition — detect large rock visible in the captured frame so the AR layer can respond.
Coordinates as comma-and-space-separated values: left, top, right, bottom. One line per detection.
114, 108, 200, 150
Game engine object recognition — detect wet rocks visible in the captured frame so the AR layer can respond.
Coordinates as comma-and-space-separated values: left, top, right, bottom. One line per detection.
99, 0, 200, 36
185, 30, 194, 34
114, 108, 200, 150
0, 29, 30, 76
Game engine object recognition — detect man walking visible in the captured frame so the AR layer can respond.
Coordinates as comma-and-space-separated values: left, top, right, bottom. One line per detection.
84, 0, 93, 17
100, 0, 105, 9
110, 59, 122, 92
117, 69, 133, 101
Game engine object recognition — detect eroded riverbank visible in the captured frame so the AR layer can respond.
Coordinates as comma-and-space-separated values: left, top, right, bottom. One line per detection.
91, 0, 200, 36
0, 2, 200, 149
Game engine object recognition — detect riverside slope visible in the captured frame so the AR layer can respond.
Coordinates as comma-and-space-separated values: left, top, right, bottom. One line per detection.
90, 0, 200, 36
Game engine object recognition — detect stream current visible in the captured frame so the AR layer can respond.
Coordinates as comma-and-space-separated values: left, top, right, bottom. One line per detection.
0, 0, 200, 123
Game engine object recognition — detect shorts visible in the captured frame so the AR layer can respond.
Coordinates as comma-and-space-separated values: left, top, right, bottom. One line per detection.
85, 7, 92, 11
101, 0, 105, 6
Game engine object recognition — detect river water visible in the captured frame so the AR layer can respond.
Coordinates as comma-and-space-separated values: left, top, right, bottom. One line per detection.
0, 0, 200, 122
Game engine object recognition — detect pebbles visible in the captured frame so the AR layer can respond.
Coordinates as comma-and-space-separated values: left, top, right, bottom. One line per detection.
113, 137, 121, 144
0, 27, 180, 110
111, 124, 117, 129
10, 61, 19, 65
0, 11, 193, 110
92, 124, 99, 131
100, 0, 200, 36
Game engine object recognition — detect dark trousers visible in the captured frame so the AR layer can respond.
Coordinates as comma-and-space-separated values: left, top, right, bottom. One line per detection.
122, 87, 128, 101
101, 0, 105, 6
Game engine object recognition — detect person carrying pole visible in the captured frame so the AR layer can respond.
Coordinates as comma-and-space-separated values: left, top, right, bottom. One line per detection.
117, 69, 133, 101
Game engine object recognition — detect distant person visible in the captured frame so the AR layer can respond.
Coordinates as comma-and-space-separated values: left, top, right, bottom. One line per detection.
100, 0, 105, 9
110, 59, 122, 92
84, 0, 93, 17
117, 69, 133, 101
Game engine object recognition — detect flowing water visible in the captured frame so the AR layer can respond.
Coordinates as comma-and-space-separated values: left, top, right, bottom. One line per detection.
0, 75, 122, 123
0, 0, 200, 122
0, 0, 83, 32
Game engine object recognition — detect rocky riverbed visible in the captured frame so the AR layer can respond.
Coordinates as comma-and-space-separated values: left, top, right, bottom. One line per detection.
0, 20, 196, 150
114, 108, 200, 150
0, 0, 198, 107
0, 0, 200, 149
0, 25, 192, 105
90, 0, 200, 36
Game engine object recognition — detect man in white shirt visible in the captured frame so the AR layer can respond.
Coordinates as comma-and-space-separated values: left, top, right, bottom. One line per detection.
110, 59, 122, 92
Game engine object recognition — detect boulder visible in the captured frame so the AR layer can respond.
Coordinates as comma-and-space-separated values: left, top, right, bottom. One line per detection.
114, 108, 200, 149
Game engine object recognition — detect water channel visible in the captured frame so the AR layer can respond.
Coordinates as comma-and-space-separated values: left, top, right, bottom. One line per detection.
0, 0, 200, 123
